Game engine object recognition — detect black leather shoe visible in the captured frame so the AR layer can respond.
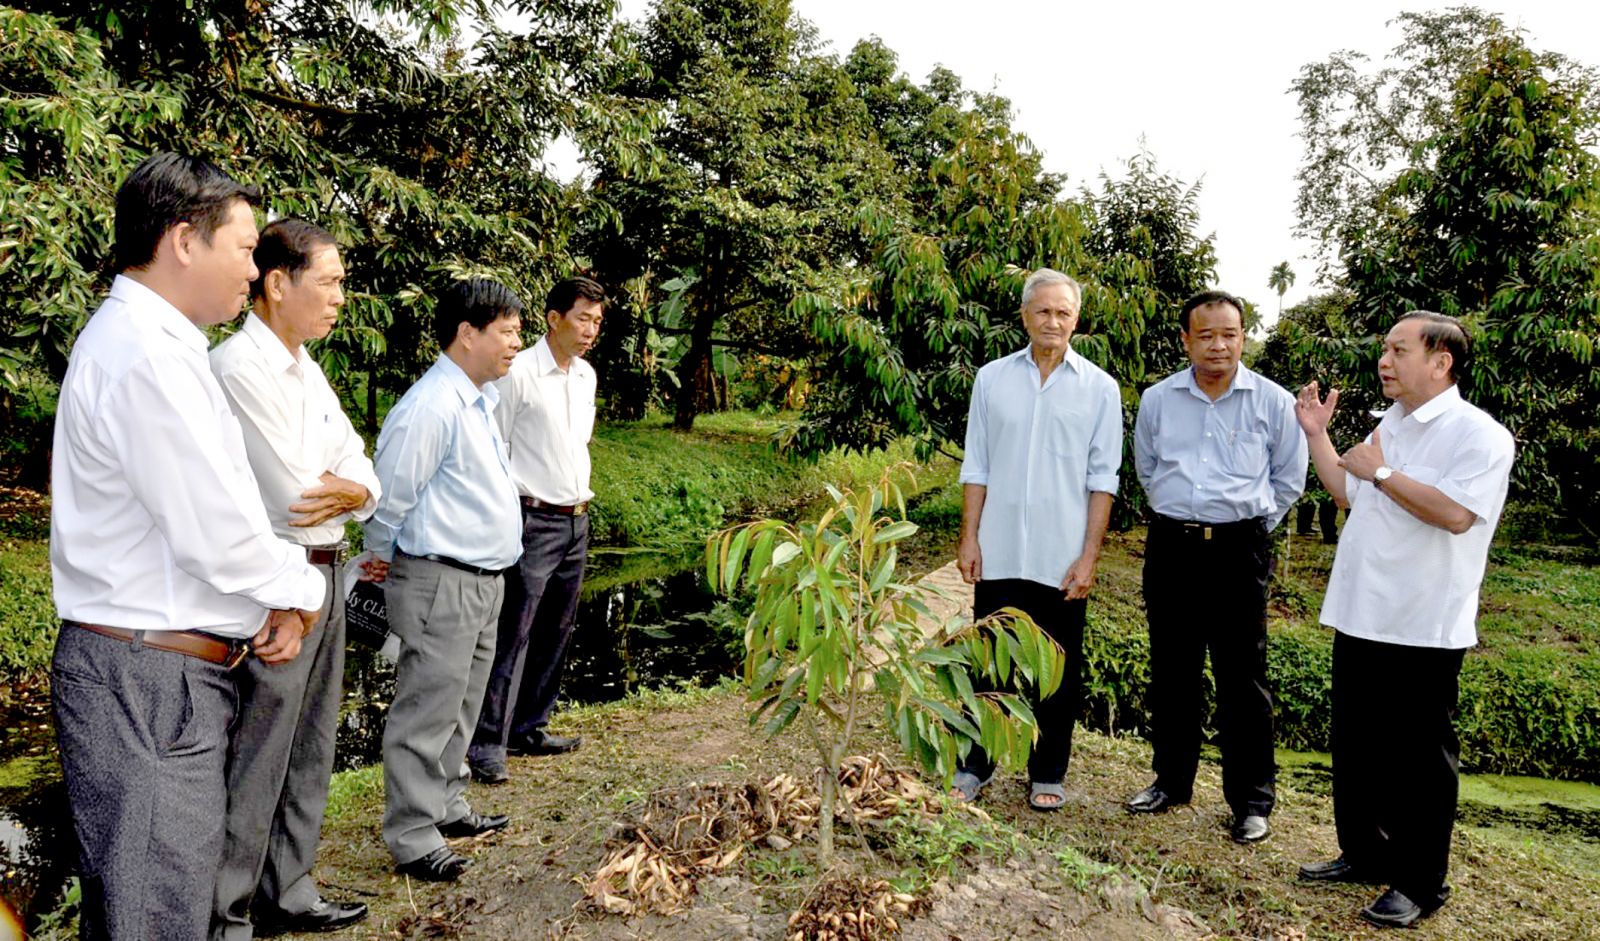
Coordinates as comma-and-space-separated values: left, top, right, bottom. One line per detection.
469, 760, 509, 785
1298, 856, 1380, 884
256, 899, 368, 934
1126, 784, 1188, 814
439, 811, 510, 838
1231, 814, 1270, 844
397, 846, 471, 882
1360, 888, 1424, 928
509, 731, 582, 756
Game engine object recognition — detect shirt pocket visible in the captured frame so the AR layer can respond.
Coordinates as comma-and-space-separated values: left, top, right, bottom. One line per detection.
1219, 430, 1268, 479
1042, 403, 1089, 461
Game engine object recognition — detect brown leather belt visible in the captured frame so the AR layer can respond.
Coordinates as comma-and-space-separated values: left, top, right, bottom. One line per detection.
306, 545, 341, 565
67, 621, 251, 668
521, 496, 588, 516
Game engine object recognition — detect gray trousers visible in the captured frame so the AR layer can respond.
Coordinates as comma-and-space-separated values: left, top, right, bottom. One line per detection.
211, 562, 343, 940
53, 625, 239, 941
381, 554, 503, 864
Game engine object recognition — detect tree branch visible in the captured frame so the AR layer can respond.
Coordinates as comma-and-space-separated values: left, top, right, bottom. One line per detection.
244, 85, 367, 119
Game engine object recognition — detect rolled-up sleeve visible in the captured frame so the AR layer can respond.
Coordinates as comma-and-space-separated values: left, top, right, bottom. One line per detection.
1085, 375, 1122, 495
958, 370, 990, 486
1265, 389, 1309, 529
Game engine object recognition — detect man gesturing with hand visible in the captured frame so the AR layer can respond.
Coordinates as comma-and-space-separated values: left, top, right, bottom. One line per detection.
1294, 312, 1514, 929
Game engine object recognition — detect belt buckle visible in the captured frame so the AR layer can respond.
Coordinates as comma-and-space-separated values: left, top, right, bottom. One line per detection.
573, 502, 588, 516
225, 641, 252, 670
1203, 525, 1213, 541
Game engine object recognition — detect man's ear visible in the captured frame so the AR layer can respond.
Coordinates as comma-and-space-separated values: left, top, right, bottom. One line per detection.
263, 269, 287, 303
547, 308, 562, 331
1434, 349, 1454, 379
166, 221, 198, 269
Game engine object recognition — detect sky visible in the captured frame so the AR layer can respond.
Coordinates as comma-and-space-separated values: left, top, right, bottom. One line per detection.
585, 0, 1600, 321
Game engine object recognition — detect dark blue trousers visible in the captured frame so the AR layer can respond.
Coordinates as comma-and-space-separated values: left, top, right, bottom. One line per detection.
469, 507, 588, 764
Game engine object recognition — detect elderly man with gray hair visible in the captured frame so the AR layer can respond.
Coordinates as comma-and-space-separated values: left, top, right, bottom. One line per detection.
950, 267, 1123, 811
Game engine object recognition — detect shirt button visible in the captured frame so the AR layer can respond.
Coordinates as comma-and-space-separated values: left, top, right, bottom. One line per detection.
1205, 432, 1212, 438
1202, 458, 1208, 463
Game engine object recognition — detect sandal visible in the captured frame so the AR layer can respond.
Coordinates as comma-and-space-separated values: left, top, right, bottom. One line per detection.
1029, 781, 1066, 812
949, 770, 993, 803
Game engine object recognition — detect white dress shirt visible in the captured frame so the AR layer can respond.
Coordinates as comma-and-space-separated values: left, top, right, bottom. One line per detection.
51, 276, 327, 638
210, 313, 381, 545
959, 345, 1122, 588
1320, 384, 1515, 649
495, 337, 596, 505
365, 356, 522, 570
1134, 364, 1307, 529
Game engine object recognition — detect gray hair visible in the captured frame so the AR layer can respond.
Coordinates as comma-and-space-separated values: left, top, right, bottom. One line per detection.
1020, 268, 1082, 311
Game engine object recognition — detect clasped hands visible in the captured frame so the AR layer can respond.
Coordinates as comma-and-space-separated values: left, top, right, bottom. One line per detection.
288, 472, 369, 528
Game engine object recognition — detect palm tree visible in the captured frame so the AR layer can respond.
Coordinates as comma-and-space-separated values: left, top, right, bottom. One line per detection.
1268, 262, 1296, 316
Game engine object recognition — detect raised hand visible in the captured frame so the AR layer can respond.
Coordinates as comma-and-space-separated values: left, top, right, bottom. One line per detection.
1295, 381, 1339, 435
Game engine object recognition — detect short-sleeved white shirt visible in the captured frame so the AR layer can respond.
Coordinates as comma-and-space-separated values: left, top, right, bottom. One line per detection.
1319, 385, 1515, 649
959, 345, 1123, 588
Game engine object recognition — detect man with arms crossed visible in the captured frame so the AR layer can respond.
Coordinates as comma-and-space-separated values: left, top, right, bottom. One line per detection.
50, 153, 323, 939
1126, 290, 1306, 844
1295, 312, 1513, 928
952, 268, 1121, 811
468, 276, 605, 783
210, 220, 379, 936
363, 278, 524, 881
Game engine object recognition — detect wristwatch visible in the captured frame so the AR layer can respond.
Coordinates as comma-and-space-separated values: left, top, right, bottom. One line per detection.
1373, 466, 1394, 490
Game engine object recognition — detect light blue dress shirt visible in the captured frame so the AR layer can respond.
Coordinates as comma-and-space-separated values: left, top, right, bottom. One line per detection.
959, 346, 1123, 589
1133, 363, 1307, 529
365, 356, 522, 570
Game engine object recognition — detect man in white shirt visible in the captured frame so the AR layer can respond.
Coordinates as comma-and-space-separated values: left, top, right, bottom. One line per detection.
952, 268, 1122, 811
209, 220, 379, 938
362, 278, 524, 881
1127, 291, 1307, 845
1294, 312, 1514, 928
467, 277, 604, 784
50, 153, 325, 940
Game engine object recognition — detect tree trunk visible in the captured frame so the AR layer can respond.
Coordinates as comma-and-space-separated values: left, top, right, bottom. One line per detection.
817, 763, 837, 863
365, 371, 378, 437
674, 261, 722, 432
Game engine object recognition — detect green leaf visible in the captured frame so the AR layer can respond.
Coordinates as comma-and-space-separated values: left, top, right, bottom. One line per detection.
872, 520, 919, 544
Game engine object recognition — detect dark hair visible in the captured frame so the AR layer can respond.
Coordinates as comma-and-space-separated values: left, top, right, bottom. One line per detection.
1397, 310, 1470, 382
545, 276, 607, 317
114, 152, 260, 272
433, 278, 523, 349
1178, 290, 1245, 332
250, 219, 337, 300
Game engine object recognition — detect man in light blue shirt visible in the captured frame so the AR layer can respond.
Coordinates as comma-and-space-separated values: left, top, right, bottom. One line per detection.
952, 268, 1122, 811
1126, 290, 1307, 845
362, 278, 524, 881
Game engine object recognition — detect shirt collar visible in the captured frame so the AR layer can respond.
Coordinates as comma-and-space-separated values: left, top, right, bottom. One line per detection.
1406, 383, 1462, 424
110, 274, 209, 354
1008, 344, 1084, 374
240, 312, 301, 373
434, 354, 501, 410
1175, 361, 1258, 397
533, 336, 563, 376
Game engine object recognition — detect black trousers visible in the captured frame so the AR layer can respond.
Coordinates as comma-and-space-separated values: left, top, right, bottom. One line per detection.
469, 507, 588, 764
1144, 516, 1276, 818
958, 578, 1086, 784
1332, 631, 1465, 906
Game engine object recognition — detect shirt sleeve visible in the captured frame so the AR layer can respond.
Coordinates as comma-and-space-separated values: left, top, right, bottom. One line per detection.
958, 369, 989, 486
364, 402, 450, 562
1085, 376, 1122, 495
323, 389, 382, 522
103, 354, 325, 612
214, 361, 330, 524
1133, 386, 1158, 492
1434, 422, 1515, 525
1265, 388, 1309, 529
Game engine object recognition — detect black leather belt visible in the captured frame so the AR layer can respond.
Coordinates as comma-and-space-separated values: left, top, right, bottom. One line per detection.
401, 551, 508, 577
521, 496, 588, 516
67, 621, 251, 668
305, 544, 342, 566
1151, 514, 1264, 541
